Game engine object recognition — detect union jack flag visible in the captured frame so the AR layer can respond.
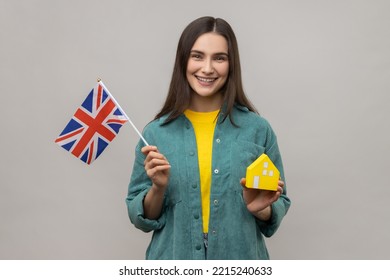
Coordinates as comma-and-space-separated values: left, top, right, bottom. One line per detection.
55, 82, 127, 164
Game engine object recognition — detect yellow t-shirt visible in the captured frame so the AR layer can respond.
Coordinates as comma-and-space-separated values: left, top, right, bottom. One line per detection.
184, 109, 219, 233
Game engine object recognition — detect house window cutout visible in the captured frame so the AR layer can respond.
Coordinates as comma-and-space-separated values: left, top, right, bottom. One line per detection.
253, 176, 260, 188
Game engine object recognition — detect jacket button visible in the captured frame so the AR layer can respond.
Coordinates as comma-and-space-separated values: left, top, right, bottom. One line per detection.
194, 214, 199, 219
189, 151, 195, 156
216, 138, 221, 143
214, 169, 219, 174
195, 245, 201, 250
214, 200, 219, 206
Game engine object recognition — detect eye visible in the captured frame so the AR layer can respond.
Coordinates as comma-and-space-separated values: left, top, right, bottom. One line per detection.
214, 55, 228, 62
190, 53, 203, 60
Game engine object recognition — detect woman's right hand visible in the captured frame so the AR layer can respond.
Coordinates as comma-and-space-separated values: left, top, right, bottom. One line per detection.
142, 145, 171, 190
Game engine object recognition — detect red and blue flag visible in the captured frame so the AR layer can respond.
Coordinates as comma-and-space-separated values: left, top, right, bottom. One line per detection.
55, 82, 127, 164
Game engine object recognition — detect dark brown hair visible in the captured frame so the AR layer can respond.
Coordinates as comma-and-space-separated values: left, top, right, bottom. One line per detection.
155, 16, 258, 124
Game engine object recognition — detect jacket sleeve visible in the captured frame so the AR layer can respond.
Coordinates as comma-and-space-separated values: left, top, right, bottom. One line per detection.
256, 122, 291, 237
125, 139, 167, 233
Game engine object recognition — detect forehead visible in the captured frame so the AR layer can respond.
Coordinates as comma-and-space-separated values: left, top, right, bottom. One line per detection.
191, 32, 228, 53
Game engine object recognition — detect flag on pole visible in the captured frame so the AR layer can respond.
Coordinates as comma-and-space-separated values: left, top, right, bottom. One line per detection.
55, 82, 128, 164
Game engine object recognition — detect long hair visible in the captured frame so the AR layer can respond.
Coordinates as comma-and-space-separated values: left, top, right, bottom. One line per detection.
155, 16, 258, 124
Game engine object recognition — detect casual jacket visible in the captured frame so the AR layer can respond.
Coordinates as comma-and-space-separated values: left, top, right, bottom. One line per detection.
126, 105, 291, 259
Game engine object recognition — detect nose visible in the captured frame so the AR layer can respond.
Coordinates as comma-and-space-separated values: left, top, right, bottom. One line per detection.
202, 58, 214, 74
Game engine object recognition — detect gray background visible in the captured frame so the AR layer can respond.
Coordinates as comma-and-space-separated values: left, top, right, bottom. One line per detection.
1, 0, 389, 259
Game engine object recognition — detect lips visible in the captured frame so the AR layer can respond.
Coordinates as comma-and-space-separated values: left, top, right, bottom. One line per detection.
195, 75, 218, 85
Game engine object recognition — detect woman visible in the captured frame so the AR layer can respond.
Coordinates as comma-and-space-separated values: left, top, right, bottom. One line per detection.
126, 16, 291, 259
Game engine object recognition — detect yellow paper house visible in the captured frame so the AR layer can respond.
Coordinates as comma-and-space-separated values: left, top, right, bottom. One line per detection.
245, 154, 279, 191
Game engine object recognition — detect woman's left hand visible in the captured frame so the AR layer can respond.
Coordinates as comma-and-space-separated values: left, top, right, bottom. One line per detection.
240, 178, 284, 218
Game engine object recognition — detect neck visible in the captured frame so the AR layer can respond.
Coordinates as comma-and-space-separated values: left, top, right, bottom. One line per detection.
189, 92, 223, 112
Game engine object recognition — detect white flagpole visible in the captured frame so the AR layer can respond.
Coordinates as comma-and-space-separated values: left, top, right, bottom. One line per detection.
97, 79, 149, 146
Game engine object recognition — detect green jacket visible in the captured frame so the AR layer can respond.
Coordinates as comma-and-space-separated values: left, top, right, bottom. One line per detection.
126, 105, 291, 259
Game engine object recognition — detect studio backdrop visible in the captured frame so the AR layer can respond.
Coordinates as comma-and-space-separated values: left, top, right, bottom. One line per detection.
1, 0, 389, 259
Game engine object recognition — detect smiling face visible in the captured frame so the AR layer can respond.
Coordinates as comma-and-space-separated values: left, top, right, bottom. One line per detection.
186, 32, 229, 111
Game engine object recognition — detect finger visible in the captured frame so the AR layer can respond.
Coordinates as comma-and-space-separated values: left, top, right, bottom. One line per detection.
141, 145, 158, 155
272, 191, 281, 203
146, 165, 171, 178
144, 151, 169, 166
240, 178, 246, 187
147, 164, 171, 174
269, 187, 283, 203
278, 180, 285, 188
145, 158, 171, 170
148, 151, 167, 160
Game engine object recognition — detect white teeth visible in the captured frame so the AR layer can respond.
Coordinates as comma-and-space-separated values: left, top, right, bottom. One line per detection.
197, 76, 216, 82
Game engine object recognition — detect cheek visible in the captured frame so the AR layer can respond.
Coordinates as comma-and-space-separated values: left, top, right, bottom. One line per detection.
217, 63, 229, 77
186, 70, 192, 81
186, 60, 198, 74
186, 64, 195, 82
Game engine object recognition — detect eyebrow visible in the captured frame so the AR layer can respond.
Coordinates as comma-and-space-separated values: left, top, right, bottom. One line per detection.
190, 50, 229, 57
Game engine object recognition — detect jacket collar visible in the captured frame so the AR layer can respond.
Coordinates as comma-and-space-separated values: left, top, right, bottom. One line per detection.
158, 103, 249, 126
